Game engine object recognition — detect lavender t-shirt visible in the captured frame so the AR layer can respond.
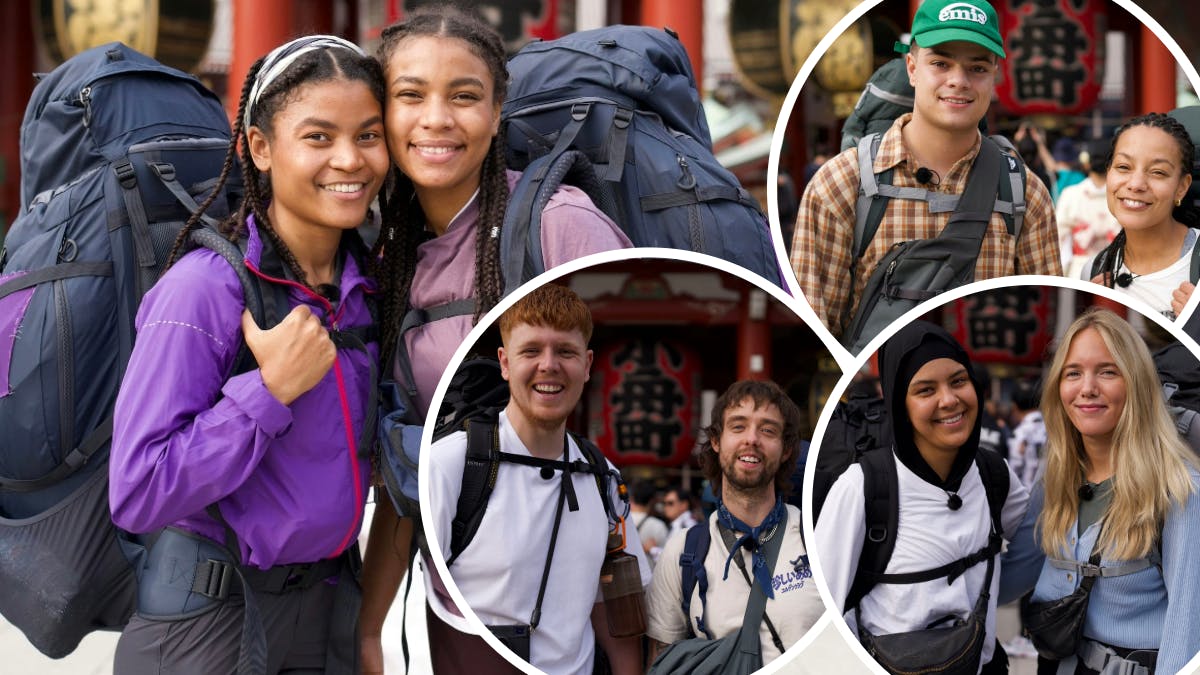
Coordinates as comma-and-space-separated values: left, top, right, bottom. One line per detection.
397, 169, 631, 416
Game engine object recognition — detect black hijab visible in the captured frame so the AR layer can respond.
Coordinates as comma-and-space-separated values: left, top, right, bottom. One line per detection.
878, 320, 983, 491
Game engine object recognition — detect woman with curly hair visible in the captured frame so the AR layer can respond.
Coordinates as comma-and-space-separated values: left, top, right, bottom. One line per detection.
1085, 113, 1199, 320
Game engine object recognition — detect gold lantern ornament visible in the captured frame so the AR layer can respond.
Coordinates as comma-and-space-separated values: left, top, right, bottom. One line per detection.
39, 0, 216, 71
800, 0, 874, 118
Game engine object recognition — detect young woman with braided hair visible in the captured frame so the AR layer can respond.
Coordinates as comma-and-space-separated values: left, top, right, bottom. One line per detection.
359, 7, 632, 674
110, 36, 386, 673
1084, 113, 1199, 319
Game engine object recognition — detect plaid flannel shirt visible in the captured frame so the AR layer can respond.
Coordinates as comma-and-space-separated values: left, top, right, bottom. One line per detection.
790, 114, 1061, 338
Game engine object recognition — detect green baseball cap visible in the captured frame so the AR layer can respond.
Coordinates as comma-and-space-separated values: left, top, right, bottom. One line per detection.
899, 0, 1005, 58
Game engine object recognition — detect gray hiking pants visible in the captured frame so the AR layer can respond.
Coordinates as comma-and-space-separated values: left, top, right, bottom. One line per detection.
114, 578, 339, 675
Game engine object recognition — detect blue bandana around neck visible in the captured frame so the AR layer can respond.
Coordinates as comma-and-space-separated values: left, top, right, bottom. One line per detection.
718, 498, 786, 599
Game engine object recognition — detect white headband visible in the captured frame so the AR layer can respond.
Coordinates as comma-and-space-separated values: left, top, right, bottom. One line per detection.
243, 35, 368, 132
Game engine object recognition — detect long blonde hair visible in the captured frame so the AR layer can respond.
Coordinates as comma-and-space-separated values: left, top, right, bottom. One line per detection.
1038, 308, 1195, 560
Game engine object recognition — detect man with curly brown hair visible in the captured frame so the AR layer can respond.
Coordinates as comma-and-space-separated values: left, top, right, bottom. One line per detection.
645, 380, 822, 667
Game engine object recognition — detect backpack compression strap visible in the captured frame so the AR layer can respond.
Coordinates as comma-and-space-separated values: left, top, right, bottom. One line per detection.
846, 449, 1008, 612
678, 522, 713, 639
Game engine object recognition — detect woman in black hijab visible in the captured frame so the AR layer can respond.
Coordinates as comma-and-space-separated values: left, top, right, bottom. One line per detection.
815, 320, 1029, 675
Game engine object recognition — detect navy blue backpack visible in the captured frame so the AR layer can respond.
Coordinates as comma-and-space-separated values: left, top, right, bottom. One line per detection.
0, 43, 244, 658
500, 25, 782, 288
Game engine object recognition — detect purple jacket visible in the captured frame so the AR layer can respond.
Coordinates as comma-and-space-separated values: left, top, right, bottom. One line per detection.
110, 218, 376, 569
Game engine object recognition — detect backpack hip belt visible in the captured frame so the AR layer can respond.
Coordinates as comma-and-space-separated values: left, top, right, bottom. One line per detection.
133, 527, 359, 619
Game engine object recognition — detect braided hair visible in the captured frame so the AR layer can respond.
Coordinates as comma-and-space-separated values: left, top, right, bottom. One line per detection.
1094, 112, 1199, 287
372, 6, 510, 368
165, 42, 386, 291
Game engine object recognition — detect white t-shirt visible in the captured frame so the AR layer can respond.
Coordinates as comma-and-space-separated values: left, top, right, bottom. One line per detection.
815, 454, 1029, 672
1080, 234, 1196, 320
645, 505, 823, 664
426, 410, 651, 675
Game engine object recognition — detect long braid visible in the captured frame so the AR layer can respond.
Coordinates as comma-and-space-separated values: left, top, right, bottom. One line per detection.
473, 129, 509, 321
164, 58, 262, 270
373, 171, 422, 369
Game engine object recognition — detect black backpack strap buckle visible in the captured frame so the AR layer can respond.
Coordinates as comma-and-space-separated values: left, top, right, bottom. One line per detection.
192, 558, 234, 600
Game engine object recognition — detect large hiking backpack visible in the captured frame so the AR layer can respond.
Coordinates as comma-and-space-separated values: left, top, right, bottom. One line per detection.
1154, 340, 1200, 453
841, 135, 1027, 354
0, 43, 243, 658
839, 449, 1009, 614
500, 25, 781, 288
810, 393, 893, 518
840, 58, 914, 153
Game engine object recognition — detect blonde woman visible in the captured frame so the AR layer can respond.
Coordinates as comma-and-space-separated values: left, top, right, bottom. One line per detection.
1001, 308, 1200, 675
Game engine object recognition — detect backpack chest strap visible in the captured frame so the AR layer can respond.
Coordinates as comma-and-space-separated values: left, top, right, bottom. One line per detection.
1048, 556, 1154, 578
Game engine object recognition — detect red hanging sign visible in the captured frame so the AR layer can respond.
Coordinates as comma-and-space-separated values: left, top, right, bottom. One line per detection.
588, 339, 700, 467
946, 287, 1054, 365
995, 0, 1105, 115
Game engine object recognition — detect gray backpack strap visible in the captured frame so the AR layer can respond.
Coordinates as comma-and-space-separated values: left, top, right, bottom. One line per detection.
854, 133, 886, 259
1190, 228, 1200, 284
988, 135, 1027, 239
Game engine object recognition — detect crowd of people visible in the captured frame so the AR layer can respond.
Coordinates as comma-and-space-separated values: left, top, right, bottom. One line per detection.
45, 0, 1200, 673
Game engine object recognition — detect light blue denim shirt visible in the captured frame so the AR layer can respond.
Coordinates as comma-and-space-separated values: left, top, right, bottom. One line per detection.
1000, 473, 1200, 674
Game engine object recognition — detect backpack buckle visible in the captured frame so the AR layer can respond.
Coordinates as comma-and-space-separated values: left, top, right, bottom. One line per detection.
613, 107, 633, 129
867, 525, 887, 543
192, 558, 234, 600
570, 102, 590, 122
150, 161, 177, 183
113, 160, 137, 189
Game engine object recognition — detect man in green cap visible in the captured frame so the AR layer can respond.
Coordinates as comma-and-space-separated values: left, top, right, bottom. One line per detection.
791, 0, 1061, 348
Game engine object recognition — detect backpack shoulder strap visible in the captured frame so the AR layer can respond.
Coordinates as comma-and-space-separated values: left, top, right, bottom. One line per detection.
1089, 244, 1112, 282
569, 431, 624, 522
186, 226, 276, 378
677, 521, 712, 639
973, 449, 1010, 539
845, 448, 899, 611
853, 132, 890, 260
499, 149, 610, 295
948, 136, 1005, 237
447, 418, 501, 565
987, 135, 1026, 239
1189, 228, 1200, 285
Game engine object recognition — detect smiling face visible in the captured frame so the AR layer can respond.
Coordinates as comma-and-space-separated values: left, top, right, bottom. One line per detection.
711, 397, 788, 499
1058, 327, 1127, 452
905, 357, 979, 457
383, 35, 501, 218
248, 79, 388, 240
498, 323, 593, 433
906, 41, 997, 136
1106, 125, 1192, 233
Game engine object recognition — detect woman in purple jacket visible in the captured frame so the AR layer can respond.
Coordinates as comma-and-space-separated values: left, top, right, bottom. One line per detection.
109, 35, 388, 674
